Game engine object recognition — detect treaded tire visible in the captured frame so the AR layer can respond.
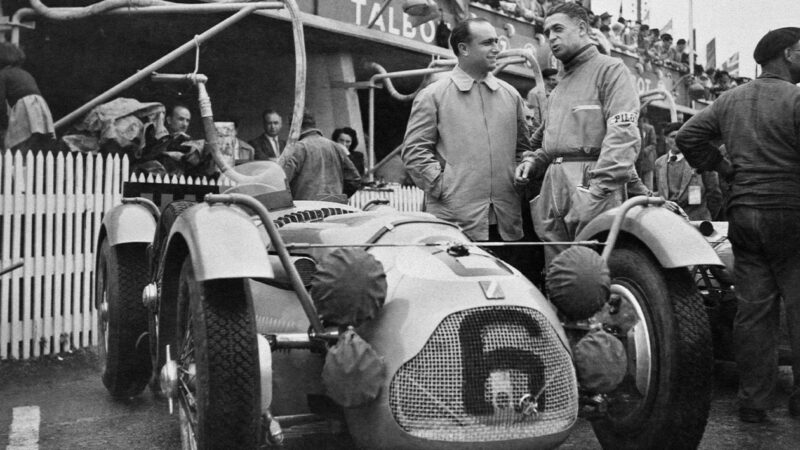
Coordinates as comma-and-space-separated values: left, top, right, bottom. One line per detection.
591, 243, 713, 450
96, 239, 152, 398
151, 201, 196, 275
176, 258, 261, 450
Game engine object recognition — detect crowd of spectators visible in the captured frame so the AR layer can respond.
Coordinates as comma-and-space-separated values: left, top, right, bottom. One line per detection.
470, 0, 693, 74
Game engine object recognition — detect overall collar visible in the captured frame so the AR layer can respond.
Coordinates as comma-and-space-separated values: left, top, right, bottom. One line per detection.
758, 70, 795, 84
299, 128, 322, 140
451, 65, 500, 92
563, 44, 598, 72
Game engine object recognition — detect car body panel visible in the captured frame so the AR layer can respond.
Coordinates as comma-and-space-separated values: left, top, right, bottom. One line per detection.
101, 203, 157, 246
167, 203, 275, 281
577, 204, 722, 267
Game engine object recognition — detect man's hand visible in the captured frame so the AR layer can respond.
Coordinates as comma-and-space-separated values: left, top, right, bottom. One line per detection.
715, 157, 734, 183
661, 199, 690, 220
514, 158, 535, 186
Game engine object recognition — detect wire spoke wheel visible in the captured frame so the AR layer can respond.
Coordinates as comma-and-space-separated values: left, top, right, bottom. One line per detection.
175, 257, 261, 449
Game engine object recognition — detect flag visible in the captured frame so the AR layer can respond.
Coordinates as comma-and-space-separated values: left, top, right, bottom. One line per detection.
706, 38, 716, 69
450, 0, 469, 21
722, 52, 739, 76
661, 18, 673, 35
402, 0, 440, 27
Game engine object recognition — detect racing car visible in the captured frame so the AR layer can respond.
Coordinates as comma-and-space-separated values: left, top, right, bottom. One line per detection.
92, 2, 721, 447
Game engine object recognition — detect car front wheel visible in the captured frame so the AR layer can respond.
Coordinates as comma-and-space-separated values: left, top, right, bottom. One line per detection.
591, 243, 713, 450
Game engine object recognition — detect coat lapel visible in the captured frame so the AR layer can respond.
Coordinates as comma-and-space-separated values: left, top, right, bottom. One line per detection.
675, 161, 696, 200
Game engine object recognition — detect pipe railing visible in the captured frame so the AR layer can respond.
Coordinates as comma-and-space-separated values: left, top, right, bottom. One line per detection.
639, 88, 680, 122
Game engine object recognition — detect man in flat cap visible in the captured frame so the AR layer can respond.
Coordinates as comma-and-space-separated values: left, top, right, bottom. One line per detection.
676, 27, 800, 424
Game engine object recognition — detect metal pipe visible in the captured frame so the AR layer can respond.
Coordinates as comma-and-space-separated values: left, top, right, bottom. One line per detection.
283, 0, 307, 149
12, 1, 283, 43
53, 4, 267, 130
205, 193, 325, 334
368, 86, 375, 183
639, 88, 679, 122
601, 196, 665, 261
28, 0, 171, 20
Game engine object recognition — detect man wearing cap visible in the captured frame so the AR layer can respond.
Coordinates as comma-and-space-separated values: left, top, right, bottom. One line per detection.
676, 27, 800, 424
514, 3, 641, 261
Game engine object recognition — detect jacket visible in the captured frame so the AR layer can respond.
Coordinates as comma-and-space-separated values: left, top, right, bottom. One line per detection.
654, 153, 722, 221
402, 65, 532, 241
526, 45, 641, 198
280, 129, 361, 203
249, 132, 286, 161
676, 72, 800, 210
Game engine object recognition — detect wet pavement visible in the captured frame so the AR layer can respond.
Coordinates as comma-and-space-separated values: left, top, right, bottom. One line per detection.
0, 350, 798, 449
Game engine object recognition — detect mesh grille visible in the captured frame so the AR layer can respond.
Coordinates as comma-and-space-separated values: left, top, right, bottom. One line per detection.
390, 306, 577, 441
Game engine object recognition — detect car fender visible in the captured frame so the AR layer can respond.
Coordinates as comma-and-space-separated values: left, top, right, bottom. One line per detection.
166, 203, 274, 281
101, 203, 157, 246
576, 204, 722, 268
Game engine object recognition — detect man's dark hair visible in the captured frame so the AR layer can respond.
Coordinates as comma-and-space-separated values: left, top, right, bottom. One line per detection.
301, 111, 316, 129
0, 42, 25, 67
677, 38, 686, 45
617, 17, 626, 25
261, 108, 280, 121
714, 70, 730, 82
661, 33, 673, 42
332, 127, 359, 152
449, 18, 491, 56
166, 103, 190, 118
547, 2, 590, 25
600, 24, 610, 33
640, 24, 650, 32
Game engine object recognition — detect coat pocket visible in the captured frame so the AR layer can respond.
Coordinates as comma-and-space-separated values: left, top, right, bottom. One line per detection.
566, 101, 605, 149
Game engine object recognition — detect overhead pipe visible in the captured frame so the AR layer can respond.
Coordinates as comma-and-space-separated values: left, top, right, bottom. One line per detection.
51, 2, 283, 130
27, 0, 171, 20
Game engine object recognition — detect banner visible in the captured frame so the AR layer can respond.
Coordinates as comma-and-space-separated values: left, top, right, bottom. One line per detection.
722, 52, 740, 76
661, 18, 672, 35
706, 38, 716, 70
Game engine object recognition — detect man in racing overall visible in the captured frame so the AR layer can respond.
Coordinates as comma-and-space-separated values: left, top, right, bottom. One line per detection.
515, 2, 641, 261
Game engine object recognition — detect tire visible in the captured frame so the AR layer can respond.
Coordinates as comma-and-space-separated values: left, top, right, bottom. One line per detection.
591, 243, 713, 450
151, 201, 196, 275
96, 239, 152, 398
175, 258, 261, 450
149, 200, 196, 377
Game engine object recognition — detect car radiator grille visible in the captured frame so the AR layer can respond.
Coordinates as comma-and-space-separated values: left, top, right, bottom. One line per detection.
389, 306, 578, 442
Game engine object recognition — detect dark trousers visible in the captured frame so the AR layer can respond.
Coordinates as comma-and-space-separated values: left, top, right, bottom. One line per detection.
486, 224, 544, 286
728, 207, 800, 409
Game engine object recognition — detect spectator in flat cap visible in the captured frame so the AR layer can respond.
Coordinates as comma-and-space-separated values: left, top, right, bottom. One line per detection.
753, 27, 800, 64
676, 26, 800, 424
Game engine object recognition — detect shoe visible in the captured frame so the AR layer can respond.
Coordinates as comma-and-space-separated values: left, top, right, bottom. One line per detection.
790, 392, 800, 417
739, 407, 766, 423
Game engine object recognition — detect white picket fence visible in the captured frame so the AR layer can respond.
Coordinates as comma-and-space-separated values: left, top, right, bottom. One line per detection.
0, 149, 423, 360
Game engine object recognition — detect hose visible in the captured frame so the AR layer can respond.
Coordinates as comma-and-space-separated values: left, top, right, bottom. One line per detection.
28, 0, 172, 20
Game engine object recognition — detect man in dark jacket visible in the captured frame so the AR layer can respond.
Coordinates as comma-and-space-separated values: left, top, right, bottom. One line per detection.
676, 27, 800, 424
280, 111, 361, 203
250, 109, 285, 161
